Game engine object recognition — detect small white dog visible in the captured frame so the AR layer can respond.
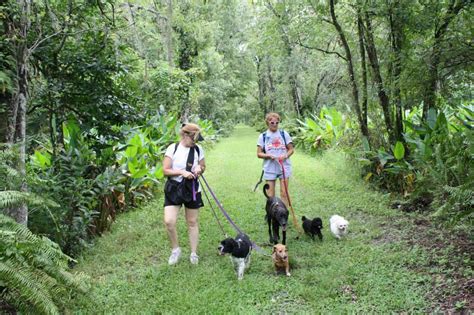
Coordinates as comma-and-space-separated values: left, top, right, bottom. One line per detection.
330, 215, 349, 239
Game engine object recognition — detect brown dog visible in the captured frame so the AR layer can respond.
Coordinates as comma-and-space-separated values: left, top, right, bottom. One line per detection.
272, 244, 291, 276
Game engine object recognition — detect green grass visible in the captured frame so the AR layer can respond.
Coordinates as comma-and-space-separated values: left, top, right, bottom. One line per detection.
71, 125, 431, 313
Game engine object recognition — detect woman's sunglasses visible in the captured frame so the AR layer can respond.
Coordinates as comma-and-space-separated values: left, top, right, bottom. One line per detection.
269, 121, 279, 125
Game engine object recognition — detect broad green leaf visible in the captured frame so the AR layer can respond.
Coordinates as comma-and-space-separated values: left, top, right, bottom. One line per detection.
33, 151, 52, 168
154, 165, 164, 179
131, 167, 149, 179
306, 118, 318, 131
129, 134, 142, 147
362, 136, 370, 151
427, 108, 437, 130
393, 141, 405, 160
124, 145, 137, 159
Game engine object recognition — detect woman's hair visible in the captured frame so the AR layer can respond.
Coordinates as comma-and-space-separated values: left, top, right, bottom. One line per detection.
180, 123, 201, 141
265, 112, 281, 124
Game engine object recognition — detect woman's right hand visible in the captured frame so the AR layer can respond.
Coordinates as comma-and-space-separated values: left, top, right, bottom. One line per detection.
182, 170, 195, 179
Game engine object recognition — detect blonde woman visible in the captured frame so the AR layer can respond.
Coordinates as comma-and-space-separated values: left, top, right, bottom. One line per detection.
163, 123, 206, 265
257, 113, 294, 206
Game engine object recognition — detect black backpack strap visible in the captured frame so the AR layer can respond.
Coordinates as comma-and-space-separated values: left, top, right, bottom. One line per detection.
173, 143, 199, 171
261, 132, 267, 153
185, 146, 195, 172
195, 145, 200, 159
174, 143, 200, 159
280, 129, 287, 147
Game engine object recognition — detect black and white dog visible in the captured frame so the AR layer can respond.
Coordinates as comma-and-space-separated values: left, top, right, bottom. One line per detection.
218, 233, 252, 280
302, 216, 323, 241
263, 184, 289, 245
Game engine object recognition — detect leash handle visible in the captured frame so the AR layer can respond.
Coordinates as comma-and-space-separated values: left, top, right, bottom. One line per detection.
278, 159, 303, 234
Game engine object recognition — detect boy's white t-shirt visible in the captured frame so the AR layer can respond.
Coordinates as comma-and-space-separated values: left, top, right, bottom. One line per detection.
165, 143, 205, 186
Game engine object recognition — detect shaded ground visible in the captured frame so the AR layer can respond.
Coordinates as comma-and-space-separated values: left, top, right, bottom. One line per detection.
375, 205, 473, 313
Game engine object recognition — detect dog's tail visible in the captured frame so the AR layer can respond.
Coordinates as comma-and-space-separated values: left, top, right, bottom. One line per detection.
263, 183, 270, 199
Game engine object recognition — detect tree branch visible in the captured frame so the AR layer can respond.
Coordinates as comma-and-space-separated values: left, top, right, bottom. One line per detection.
295, 37, 347, 60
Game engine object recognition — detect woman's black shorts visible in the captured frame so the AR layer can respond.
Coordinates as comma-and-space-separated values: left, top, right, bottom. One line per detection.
163, 179, 204, 209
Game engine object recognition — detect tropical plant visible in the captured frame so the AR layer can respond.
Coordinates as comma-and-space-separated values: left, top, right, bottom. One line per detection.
0, 214, 88, 315
292, 107, 352, 153
358, 105, 473, 224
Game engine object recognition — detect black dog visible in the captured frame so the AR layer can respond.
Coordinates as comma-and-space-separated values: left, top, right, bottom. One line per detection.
302, 216, 323, 241
263, 184, 289, 245
218, 233, 252, 280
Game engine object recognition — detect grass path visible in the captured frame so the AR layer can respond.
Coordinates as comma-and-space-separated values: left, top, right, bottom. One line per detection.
72, 125, 431, 313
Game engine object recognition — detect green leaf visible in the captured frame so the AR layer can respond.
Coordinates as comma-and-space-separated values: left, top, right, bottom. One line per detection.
306, 118, 318, 131
427, 108, 437, 130
154, 165, 164, 179
129, 134, 142, 147
124, 145, 137, 159
393, 141, 405, 160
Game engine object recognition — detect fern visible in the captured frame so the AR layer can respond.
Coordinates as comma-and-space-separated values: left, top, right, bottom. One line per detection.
434, 182, 474, 225
0, 214, 88, 314
0, 190, 59, 212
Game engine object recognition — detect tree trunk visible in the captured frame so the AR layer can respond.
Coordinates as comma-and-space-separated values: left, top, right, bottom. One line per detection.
255, 56, 268, 113
389, 4, 404, 142
329, 0, 370, 141
289, 73, 302, 117
266, 61, 276, 112
266, 1, 302, 116
362, 12, 395, 144
357, 15, 368, 128
165, 0, 174, 67
4, 0, 30, 225
313, 71, 327, 112
422, 0, 467, 120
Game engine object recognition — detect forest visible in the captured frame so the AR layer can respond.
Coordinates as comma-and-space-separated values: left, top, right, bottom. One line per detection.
1, 0, 472, 313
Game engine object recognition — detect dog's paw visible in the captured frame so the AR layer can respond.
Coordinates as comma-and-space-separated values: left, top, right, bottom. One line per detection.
286, 272, 291, 277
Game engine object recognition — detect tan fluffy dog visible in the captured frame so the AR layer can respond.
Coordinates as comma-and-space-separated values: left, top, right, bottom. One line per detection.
272, 244, 291, 276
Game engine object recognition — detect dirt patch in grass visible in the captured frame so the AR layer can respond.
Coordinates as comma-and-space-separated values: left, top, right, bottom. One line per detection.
376, 212, 473, 313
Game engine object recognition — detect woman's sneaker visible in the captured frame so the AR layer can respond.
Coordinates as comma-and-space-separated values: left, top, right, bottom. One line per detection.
168, 247, 181, 265
190, 252, 199, 265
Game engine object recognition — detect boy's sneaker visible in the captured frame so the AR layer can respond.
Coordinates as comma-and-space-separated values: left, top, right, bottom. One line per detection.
168, 247, 181, 265
190, 252, 199, 265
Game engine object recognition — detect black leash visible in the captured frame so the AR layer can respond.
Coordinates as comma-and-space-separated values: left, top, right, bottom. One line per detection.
200, 174, 270, 256
199, 177, 228, 238
253, 170, 264, 192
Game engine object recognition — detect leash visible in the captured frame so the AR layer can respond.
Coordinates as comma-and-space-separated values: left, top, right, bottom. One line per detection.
199, 174, 270, 256
278, 159, 303, 235
199, 177, 228, 238
253, 170, 264, 192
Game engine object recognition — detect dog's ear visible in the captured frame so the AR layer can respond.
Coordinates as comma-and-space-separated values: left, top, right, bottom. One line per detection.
272, 245, 277, 253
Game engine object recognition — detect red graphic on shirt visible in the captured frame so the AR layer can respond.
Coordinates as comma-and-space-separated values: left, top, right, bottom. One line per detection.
267, 137, 285, 150
272, 138, 282, 148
